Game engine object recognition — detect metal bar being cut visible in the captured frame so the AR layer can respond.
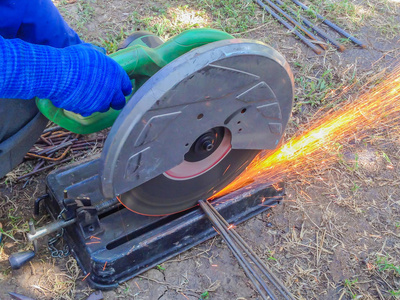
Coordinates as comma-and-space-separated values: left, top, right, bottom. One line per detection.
199, 199, 296, 300
205, 201, 296, 300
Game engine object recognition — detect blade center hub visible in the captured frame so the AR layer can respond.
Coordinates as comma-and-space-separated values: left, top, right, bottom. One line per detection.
184, 127, 224, 162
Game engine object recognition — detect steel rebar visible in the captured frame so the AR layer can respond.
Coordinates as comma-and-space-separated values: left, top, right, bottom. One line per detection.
206, 202, 295, 300
17, 156, 76, 181
291, 0, 367, 48
200, 200, 296, 299
261, 0, 327, 50
272, 0, 345, 51
199, 200, 277, 300
254, 0, 322, 54
43, 126, 62, 133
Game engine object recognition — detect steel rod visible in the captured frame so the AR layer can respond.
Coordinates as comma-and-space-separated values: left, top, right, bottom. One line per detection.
28, 220, 38, 253
27, 218, 76, 242
291, 0, 367, 48
261, 0, 327, 50
220, 230, 271, 300
43, 126, 62, 133
199, 200, 277, 300
272, 0, 345, 51
254, 0, 322, 54
206, 202, 295, 300
16, 156, 78, 181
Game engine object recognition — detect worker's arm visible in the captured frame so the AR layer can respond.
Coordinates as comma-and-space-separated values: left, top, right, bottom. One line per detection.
0, 36, 132, 116
0, 0, 82, 47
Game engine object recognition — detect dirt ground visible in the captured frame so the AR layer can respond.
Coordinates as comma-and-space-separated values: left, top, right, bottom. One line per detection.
1, 0, 400, 299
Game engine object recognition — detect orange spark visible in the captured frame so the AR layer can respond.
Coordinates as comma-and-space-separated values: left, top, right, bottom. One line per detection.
127, 245, 136, 255
213, 64, 400, 199
366, 262, 374, 270
103, 261, 107, 271
223, 165, 231, 176
82, 272, 91, 281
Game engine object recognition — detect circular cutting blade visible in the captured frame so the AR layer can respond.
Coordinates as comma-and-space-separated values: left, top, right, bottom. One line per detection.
119, 128, 259, 215
100, 39, 294, 216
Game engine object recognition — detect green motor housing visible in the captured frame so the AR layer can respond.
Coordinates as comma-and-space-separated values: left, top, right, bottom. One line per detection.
36, 28, 234, 134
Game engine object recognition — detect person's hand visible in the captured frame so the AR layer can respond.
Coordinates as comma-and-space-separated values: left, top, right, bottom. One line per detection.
0, 37, 132, 116
51, 43, 132, 116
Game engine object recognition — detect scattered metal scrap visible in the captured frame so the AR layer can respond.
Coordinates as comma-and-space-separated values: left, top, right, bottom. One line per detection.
17, 126, 105, 182
254, 0, 366, 54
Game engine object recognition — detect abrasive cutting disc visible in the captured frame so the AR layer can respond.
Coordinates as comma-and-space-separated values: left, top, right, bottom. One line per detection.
122, 128, 260, 215
100, 39, 294, 215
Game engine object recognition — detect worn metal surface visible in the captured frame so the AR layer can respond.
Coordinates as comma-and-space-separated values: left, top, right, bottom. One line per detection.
45, 172, 284, 290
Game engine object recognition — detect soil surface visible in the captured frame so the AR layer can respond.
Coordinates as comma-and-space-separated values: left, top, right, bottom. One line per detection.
1, 0, 400, 299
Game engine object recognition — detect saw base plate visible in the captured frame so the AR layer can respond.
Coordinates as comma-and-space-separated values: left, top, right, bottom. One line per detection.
45, 164, 284, 290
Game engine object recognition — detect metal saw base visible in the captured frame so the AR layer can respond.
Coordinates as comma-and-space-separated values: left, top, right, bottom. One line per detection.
45, 166, 284, 290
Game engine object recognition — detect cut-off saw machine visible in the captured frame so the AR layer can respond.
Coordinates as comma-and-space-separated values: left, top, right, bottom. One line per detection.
5, 28, 294, 289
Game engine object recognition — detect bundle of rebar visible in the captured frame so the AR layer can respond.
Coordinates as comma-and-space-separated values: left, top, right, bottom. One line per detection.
17, 127, 105, 182
199, 199, 296, 300
254, 0, 366, 54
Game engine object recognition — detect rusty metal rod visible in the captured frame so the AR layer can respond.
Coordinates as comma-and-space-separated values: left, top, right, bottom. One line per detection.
273, 0, 345, 51
291, 0, 367, 48
70, 141, 101, 148
254, 0, 322, 54
17, 156, 76, 181
39, 136, 52, 146
35, 139, 75, 155
46, 132, 71, 139
71, 146, 102, 151
45, 141, 75, 155
43, 126, 62, 133
26, 146, 72, 161
32, 160, 45, 172
262, 0, 327, 50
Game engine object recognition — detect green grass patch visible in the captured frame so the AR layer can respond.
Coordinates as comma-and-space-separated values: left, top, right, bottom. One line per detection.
344, 278, 359, 299
294, 68, 334, 109
376, 255, 400, 275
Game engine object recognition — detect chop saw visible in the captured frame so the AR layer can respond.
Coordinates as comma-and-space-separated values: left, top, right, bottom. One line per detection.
8, 28, 294, 289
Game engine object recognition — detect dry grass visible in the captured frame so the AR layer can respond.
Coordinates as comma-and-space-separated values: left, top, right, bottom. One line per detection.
28, 258, 81, 299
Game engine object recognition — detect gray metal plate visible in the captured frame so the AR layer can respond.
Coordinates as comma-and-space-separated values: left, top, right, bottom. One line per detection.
100, 39, 294, 199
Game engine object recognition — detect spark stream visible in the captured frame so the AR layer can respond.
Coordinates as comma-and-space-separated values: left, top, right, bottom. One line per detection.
213, 64, 400, 199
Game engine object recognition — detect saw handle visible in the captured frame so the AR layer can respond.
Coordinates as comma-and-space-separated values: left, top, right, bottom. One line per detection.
36, 29, 233, 134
